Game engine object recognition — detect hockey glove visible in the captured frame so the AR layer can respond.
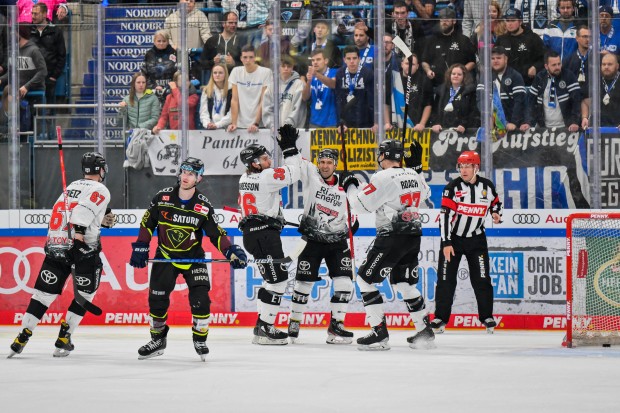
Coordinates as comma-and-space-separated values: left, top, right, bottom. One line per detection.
68, 239, 97, 263
277, 124, 299, 157
339, 171, 359, 192
130, 242, 150, 268
224, 244, 247, 269
101, 208, 117, 228
404, 141, 423, 174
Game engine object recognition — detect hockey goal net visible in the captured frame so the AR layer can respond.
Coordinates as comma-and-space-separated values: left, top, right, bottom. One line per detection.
566, 213, 620, 347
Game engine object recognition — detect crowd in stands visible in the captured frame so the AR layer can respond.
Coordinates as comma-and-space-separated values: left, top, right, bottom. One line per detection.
3, 0, 620, 138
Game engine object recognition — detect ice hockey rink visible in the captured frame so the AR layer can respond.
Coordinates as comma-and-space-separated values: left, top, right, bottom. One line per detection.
1, 326, 618, 412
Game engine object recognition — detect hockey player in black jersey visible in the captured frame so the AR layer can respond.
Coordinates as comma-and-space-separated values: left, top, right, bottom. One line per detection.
238, 125, 302, 345
288, 148, 357, 345
433, 151, 503, 334
129, 157, 247, 361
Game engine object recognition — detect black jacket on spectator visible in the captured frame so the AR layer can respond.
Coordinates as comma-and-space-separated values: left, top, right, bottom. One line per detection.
431, 83, 479, 129
496, 25, 545, 86
141, 44, 177, 90
387, 18, 425, 59
335, 65, 374, 128
583, 73, 620, 127
200, 34, 242, 72
476, 66, 527, 127
422, 29, 477, 87
386, 69, 434, 126
564, 49, 589, 94
30, 23, 66, 80
526, 68, 581, 127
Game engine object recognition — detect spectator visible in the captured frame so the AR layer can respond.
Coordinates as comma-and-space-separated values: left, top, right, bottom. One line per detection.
0, 13, 6, 77
227, 45, 272, 133
463, 0, 510, 39
565, 25, 591, 91
331, 0, 372, 47
388, 0, 425, 59
353, 22, 375, 71
302, 48, 338, 128
496, 8, 545, 86
477, 46, 527, 133
522, 50, 581, 132
600, 6, 620, 56
513, 0, 558, 37
388, 53, 433, 131
199, 63, 232, 130
164, 0, 211, 51
17, 0, 67, 23
0, 24, 46, 123
406, 0, 436, 35
118, 72, 161, 131
222, 0, 272, 31
582, 53, 620, 129
262, 56, 307, 129
543, 0, 578, 63
255, 20, 292, 69
30, 3, 66, 107
152, 71, 200, 134
335, 45, 374, 129
305, 19, 342, 69
430, 64, 479, 134
0, 85, 10, 136
141, 30, 177, 100
421, 7, 477, 87
470, 1, 507, 51
200, 11, 241, 73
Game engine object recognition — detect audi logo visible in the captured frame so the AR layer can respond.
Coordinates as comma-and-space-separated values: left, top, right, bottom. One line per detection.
214, 213, 225, 224
512, 214, 541, 224
0, 246, 46, 294
115, 214, 138, 225
24, 214, 50, 225
420, 213, 430, 224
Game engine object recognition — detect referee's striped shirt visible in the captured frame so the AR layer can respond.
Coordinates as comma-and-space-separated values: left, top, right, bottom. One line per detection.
439, 176, 503, 245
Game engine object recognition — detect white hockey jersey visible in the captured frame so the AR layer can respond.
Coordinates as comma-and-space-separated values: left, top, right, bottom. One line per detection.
46, 179, 111, 252
238, 154, 302, 225
298, 159, 349, 242
347, 167, 430, 236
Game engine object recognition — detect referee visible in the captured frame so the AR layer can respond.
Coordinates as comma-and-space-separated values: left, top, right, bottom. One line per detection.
432, 151, 503, 334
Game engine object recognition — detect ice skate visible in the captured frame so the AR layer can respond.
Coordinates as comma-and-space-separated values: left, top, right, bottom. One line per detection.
8, 328, 32, 358
430, 318, 446, 334
326, 319, 353, 345
138, 325, 169, 359
53, 320, 75, 357
193, 339, 209, 362
252, 319, 288, 345
482, 318, 497, 334
357, 322, 390, 351
288, 319, 301, 344
407, 325, 436, 349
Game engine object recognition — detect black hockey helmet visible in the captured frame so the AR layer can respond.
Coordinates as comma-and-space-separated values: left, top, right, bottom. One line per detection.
240, 144, 270, 168
378, 140, 403, 162
318, 148, 339, 165
179, 157, 205, 176
81, 152, 107, 175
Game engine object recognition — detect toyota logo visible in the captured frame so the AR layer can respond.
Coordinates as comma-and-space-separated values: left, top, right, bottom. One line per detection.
24, 214, 50, 225
379, 267, 392, 278
114, 214, 138, 225
298, 261, 311, 271
341, 257, 351, 267
74, 276, 91, 287
0, 246, 46, 294
512, 214, 541, 224
40, 270, 58, 285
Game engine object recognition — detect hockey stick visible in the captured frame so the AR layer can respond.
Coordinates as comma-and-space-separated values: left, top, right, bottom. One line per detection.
223, 205, 300, 227
56, 126, 103, 316
149, 257, 292, 265
338, 118, 357, 281
392, 36, 414, 144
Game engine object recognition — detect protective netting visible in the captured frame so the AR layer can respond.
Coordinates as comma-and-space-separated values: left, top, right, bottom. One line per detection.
567, 214, 620, 347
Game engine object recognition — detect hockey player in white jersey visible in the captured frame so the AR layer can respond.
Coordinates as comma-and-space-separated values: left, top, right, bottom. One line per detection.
341, 140, 435, 350
9, 152, 114, 358
288, 148, 357, 344
238, 125, 302, 345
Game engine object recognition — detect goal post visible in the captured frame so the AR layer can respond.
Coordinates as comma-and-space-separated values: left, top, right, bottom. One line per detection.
566, 213, 620, 348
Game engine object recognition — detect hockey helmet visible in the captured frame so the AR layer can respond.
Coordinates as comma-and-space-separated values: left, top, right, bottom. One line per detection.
81, 152, 107, 175
179, 157, 205, 176
240, 144, 270, 168
318, 148, 339, 165
377, 140, 403, 162
456, 151, 481, 168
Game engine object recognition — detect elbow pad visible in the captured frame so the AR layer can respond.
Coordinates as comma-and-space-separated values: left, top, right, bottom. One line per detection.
73, 225, 87, 235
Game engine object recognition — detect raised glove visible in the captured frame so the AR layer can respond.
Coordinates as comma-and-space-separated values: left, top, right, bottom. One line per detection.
224, 244, 247, 269
277, 124, 299, 157
101, 208, 116, 228
404, 140, 423, 174
130, 242, 149, 268
339, 171, 359, 192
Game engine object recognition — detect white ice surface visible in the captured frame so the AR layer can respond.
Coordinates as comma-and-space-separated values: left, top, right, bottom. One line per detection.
1, 326, 619, 413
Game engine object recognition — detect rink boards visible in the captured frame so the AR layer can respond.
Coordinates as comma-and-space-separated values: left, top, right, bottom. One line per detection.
0, 209, 595, 330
